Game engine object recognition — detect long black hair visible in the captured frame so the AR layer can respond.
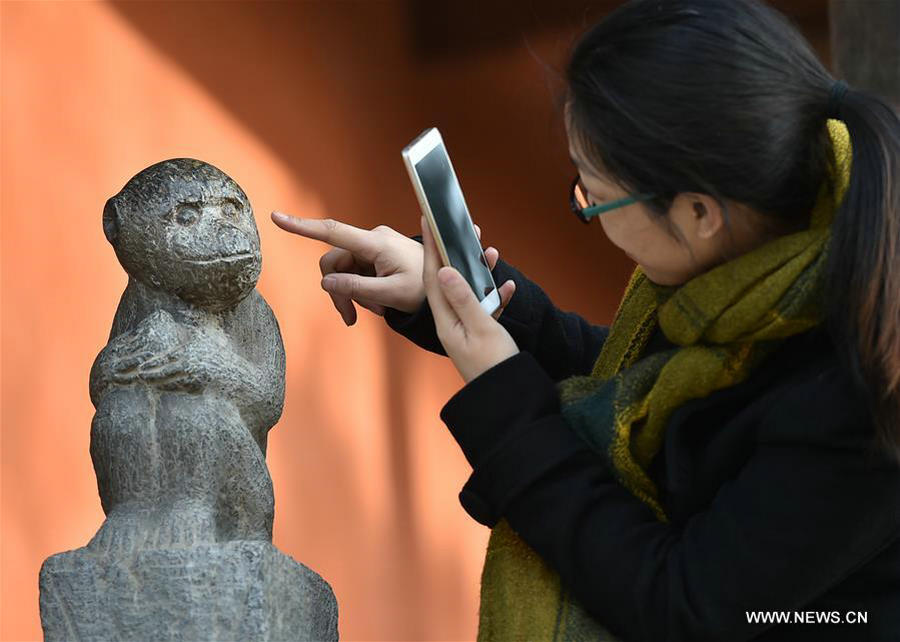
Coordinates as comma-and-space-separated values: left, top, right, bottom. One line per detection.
565, 0, 900, 461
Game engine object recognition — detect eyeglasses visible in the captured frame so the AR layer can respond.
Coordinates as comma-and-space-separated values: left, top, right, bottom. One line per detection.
570, 175, 656, 224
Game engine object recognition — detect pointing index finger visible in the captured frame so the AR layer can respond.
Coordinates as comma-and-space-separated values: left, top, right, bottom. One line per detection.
272, 212, 378, 261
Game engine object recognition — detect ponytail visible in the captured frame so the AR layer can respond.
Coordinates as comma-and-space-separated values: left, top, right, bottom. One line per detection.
824, 86, 900, 463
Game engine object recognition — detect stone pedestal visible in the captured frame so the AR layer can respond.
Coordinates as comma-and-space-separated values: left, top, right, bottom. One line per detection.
40, 539, 338, 640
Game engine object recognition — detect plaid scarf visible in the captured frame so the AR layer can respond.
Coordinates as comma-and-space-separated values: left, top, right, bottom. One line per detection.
475, 120, 851, 641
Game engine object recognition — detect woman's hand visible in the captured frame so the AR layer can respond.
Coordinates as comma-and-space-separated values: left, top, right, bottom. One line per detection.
271, 211, 513, 327
421, 215, 519, 384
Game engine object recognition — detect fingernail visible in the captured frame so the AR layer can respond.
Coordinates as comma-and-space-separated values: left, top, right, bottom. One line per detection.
272, 211, 289, 220
322, 275, 337, 289
438, 268, 455, 285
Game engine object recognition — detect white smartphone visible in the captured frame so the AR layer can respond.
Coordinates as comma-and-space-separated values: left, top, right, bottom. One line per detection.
402, 127, 501, 316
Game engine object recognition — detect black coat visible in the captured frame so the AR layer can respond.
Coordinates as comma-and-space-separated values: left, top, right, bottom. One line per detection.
384, 237, 900, 641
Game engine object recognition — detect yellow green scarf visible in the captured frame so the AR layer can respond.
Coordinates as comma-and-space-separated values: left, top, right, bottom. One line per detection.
475, 120, 852, 641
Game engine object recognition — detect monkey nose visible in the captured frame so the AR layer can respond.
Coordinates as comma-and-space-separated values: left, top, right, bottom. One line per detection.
217, 224, 254, 257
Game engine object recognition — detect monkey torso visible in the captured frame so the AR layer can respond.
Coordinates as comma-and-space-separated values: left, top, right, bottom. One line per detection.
87, 280, 285, 544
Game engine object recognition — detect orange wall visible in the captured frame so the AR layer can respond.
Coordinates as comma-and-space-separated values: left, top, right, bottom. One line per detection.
0, 2, 828, 640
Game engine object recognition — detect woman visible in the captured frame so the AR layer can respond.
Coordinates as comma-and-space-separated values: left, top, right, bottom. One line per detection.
272, 0, 900, 639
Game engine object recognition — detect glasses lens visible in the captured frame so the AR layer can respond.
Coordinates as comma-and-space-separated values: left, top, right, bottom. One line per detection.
573, 180, 592, 209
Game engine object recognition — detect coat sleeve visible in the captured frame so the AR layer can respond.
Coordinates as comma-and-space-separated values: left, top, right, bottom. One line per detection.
383, 234, 610, 379
438, 350, 900, 642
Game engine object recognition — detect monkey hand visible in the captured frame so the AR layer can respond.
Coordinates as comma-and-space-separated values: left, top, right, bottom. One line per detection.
124, 325, 242, 393
90, 310, 185, 403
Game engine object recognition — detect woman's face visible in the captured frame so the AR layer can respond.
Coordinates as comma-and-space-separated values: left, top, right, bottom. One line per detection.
565, 119, 770, 286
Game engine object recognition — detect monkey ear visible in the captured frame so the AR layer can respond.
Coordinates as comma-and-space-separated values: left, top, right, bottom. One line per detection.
102, 197, 119, 245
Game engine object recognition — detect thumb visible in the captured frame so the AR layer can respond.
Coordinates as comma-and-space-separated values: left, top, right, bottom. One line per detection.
437, 267, 488, 330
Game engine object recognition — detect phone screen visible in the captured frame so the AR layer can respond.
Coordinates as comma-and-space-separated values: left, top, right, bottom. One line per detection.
414, 144, 496, 300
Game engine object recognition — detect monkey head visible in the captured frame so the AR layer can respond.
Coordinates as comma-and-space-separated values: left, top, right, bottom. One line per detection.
103, 159, 262, 311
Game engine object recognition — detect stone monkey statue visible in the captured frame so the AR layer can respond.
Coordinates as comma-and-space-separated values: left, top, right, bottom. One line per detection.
87, 158, 285, 552
39, 158, 337, 641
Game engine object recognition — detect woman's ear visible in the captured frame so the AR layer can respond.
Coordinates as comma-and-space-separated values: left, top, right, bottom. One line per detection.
670, 192, 725, 241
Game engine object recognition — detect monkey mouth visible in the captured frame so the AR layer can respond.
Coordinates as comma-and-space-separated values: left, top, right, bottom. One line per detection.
185, 252, 256, 265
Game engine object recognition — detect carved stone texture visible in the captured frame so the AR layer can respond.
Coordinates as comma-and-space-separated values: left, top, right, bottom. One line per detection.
39, 159, 337, 641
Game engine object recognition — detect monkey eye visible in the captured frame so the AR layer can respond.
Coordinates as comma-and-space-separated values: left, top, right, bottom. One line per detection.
222, 198, 242, 220
175, 203, 200, 226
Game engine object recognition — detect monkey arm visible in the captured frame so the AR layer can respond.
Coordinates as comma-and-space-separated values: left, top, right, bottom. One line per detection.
89, 350, 116, 408
211, 290, 286, 441
230, 293, 286, 435
211, 347, 284, 447
89, 309, 183, 407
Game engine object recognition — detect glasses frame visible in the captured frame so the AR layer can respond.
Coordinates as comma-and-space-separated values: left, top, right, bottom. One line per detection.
569, 175, 657, 224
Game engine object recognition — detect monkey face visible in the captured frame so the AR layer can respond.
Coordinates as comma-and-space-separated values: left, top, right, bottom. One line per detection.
164, 187, 262, 309
105, 159, 263, 311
